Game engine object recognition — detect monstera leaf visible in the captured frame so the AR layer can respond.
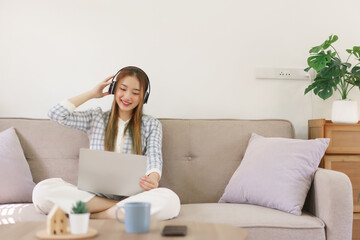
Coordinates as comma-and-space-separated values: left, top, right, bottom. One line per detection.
307, 51, 332, 72
305, 76, 337, 100
318, 58, 344, 79
353, 46, 360, 59
346, 46, 360, 59
309, 35, 338, 54
347, 66, 360, 87
352, 66, 360, 78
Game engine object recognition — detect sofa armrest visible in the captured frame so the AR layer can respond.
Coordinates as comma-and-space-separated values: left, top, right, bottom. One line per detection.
304, 168, 353, 240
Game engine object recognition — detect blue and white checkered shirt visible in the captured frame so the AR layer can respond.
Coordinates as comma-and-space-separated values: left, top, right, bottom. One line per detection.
48, 100, 162, 178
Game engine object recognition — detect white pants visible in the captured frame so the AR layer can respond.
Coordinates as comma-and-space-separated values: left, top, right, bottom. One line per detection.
32, 178, 181, 221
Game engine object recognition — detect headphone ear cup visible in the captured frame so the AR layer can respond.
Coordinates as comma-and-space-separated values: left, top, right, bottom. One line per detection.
144, 92, 149, 104
109, 82, 116, 94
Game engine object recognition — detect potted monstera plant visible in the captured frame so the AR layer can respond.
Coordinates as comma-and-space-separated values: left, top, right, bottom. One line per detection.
304, 34, 360, 123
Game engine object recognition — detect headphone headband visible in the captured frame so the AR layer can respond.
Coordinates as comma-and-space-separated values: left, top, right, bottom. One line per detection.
108, 66, 151, 104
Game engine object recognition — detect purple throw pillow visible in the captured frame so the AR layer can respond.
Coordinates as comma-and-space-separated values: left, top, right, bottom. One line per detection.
0, 127, 35, 203
219, 133, 329, 216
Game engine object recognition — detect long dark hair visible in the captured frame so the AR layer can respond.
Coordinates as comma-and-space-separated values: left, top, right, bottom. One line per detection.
104, 66, 149, 154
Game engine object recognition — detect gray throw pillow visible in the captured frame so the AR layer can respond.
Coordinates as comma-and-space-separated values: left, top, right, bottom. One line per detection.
219, 133, 329, 216
0, 127, 35, 203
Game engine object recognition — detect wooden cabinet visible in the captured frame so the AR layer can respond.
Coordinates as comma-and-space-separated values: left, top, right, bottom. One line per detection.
355, 215, 360, 240
308, 119, 360, 240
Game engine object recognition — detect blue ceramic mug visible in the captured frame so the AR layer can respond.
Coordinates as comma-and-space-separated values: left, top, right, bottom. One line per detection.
115, 202, 151, 233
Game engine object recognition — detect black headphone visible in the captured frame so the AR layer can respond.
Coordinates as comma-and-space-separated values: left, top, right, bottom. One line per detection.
108, 66, 151, 104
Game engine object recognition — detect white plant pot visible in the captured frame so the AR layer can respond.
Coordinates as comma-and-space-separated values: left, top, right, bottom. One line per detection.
331, 100, 359, 124
69, 213, 90, 234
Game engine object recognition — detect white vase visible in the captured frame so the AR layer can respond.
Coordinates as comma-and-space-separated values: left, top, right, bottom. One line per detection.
69, 213, 90, 234
331, 99, 359, 124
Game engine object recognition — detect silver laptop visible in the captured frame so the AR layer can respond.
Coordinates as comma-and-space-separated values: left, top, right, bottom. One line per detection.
77, 148, 147, 196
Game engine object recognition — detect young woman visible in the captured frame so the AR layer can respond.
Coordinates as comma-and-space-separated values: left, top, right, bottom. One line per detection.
32, 66, 180, 220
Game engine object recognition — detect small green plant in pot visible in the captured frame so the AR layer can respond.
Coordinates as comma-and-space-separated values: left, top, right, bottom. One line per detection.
71, 201, 89, 214
69, 201, 90, 235
304, 34, 360, 123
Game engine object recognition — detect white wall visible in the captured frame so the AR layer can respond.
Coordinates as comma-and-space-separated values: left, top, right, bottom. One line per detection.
1, 0, 360, 139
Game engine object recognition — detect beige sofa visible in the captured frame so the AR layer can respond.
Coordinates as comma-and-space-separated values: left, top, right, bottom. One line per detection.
0, 118, 353, 240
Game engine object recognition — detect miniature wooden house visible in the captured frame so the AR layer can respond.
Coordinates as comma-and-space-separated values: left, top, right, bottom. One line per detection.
46, 204, 68, 235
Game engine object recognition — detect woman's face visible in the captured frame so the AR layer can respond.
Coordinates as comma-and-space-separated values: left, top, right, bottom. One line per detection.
115, 75, 141, 117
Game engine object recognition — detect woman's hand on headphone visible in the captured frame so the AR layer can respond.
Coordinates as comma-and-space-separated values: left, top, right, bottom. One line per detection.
91, 75, 114, 98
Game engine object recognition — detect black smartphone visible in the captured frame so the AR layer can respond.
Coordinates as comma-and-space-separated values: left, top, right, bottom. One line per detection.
161, 225, 188, 236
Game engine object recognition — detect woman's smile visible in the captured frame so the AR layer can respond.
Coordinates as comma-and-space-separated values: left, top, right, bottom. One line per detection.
121, 99, 131, 107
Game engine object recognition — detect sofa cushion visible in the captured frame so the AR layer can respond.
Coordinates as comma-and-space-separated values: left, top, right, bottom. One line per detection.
172, 203, 324, 228
0, 128, 36, 204
0, 203, 46, 223
170, 203, 325, 240
3, 202, 325, 228
219, 133, 329, 216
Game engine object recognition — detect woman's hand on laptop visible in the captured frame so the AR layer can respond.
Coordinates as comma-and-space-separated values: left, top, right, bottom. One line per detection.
139, 172, 160, 191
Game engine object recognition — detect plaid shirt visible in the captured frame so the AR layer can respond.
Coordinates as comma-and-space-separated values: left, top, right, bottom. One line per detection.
48, 100, 162, 177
